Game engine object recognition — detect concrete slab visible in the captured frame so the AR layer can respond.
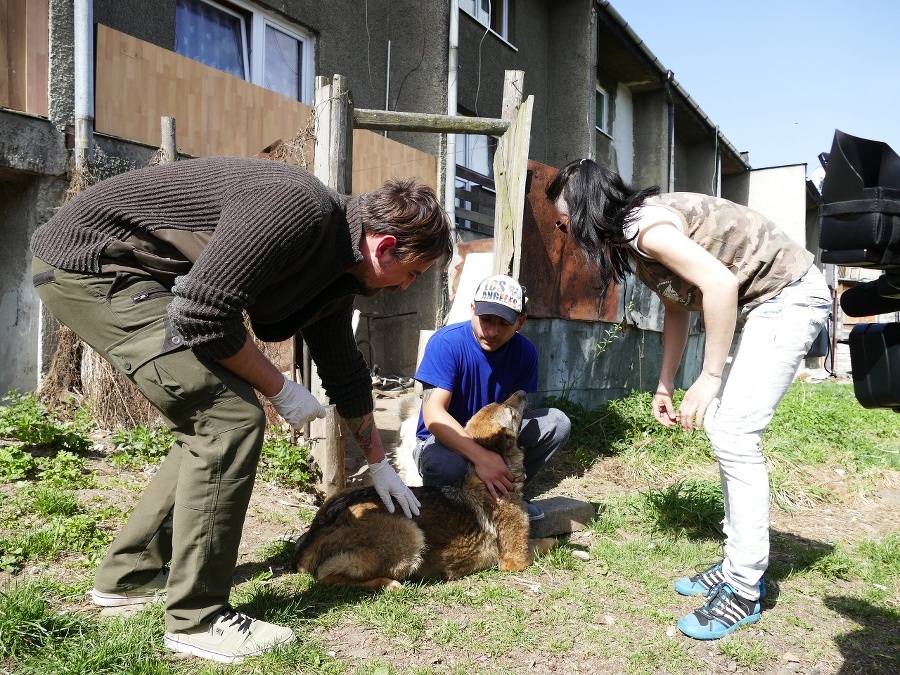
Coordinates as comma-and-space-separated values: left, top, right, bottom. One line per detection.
529, 496, 597, 539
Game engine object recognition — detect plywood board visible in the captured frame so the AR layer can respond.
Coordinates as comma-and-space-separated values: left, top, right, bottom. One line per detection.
95, 25, 313, 158
351, 128, 437, 194
25, 0, 48, 116
94, 25, 437, 192
1, 0, 26, 112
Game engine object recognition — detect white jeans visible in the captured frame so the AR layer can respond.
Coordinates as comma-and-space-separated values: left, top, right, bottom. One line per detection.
704, 265, 831, 600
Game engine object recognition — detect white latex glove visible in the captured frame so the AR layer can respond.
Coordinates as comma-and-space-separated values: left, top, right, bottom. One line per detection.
267, 377, 326, 429
369, 458, 421, 518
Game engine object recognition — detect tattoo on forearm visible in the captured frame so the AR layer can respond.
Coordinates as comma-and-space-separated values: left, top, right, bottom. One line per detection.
346, 415, 374, 458
422, 388, 433, 403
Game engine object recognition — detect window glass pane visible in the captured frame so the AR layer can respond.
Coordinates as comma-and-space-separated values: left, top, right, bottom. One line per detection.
264, 25, 301, 100
175, 0, 245, 79
595, 88, 607, 130
490, 0, 506, 35
455, 135, 495, 177
461, 0, 509, 38
458, 0, 477, 15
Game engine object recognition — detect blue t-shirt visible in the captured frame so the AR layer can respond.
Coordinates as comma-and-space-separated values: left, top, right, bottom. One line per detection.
414, 321, 539, 439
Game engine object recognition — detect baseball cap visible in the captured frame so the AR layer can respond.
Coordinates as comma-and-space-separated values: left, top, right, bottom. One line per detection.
473, 275, 526, 325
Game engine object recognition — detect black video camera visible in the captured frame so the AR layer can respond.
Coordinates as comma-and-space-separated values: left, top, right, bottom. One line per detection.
818, 130, 900, 411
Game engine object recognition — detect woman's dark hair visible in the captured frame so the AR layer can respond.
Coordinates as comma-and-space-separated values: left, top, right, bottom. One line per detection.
360, 179, 453, 266
546, 159, 659, 296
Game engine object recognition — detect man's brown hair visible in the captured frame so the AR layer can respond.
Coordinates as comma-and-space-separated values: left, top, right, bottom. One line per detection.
360, 179, 452, 265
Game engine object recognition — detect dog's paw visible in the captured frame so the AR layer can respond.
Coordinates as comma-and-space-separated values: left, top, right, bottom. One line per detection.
498, 556, 530, 572
529, 537, 557, 556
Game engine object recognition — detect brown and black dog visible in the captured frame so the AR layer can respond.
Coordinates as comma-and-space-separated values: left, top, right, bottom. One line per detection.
291, 390, 556, 589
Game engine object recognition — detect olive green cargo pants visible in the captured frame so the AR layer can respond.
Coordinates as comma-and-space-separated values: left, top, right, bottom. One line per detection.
33, 257, 265, 632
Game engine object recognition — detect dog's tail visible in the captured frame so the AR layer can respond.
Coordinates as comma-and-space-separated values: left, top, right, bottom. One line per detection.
394, 392, 423, 487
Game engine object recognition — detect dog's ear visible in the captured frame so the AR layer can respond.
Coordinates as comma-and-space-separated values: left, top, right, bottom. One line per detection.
469, 420, 503, 450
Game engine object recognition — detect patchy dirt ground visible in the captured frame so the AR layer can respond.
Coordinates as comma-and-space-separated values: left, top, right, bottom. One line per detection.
4, 388, 900, 674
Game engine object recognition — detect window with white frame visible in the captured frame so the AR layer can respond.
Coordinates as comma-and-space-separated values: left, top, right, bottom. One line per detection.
459, 0, 511, 40
458, 133, 496, 180
455, 132, 498, 237
595, 83, 609, 134
175, 0, 314, 104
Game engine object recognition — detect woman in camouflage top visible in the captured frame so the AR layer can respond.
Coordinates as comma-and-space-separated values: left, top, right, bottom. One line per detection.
547, 159, 830, 640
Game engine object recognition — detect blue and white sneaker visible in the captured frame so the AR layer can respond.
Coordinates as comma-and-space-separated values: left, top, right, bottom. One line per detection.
674, 562, 725, 596
674, 562, 766, 598
677, 582, 761, 640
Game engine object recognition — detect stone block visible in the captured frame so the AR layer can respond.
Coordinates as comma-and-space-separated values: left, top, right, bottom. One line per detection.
529, 496, 597, 539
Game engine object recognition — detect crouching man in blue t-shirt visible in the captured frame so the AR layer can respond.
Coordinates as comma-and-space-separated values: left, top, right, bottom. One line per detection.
412, 274, 571, 521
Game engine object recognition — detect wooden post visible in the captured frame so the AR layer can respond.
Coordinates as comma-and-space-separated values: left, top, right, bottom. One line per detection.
160, 116, 177, 163
314, 76, 333, 183
314, 74, 352, 193
332, 74, 353, 194
492, 70, 533, 279
308, 405, 346, 498
308, 75, 356, 492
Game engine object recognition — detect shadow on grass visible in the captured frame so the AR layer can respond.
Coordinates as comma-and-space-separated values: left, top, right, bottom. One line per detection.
639, 479, 725, 540
825, 595, 900, 675
234, 549, 460, 626
635, 487, 844, 607
527, 395, 633, 495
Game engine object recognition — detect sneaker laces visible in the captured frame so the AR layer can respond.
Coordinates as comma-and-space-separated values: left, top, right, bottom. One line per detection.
697, 583, 754, 625
217, 609, 253, 634
691, 563, 724, 591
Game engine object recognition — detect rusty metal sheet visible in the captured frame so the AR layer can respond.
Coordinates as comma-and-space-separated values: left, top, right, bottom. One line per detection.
520, 160, 620, 322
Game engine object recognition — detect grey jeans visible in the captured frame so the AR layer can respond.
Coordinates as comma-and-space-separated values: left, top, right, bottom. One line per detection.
33, 257, 264, 633
413, 407, 570, 487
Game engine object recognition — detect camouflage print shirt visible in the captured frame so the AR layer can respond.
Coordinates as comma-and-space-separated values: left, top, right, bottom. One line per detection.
625, 193, 814, 311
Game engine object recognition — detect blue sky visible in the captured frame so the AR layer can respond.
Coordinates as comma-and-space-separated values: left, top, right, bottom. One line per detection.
618, 0, 900, 177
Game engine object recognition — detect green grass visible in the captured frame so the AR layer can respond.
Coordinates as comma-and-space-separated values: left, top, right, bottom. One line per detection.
0, 382, 898, 673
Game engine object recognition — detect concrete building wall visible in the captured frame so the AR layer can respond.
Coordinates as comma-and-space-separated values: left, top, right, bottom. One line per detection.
632, 89, 669, 189
0, 174, 69, 394
0, 109, 70, 395
746, 164, 809, 246
93, 0, 176, 48
48, 0, 76, 127
455, 0, 597, 168
523, 314, 703, 408
682, 137, 717, 195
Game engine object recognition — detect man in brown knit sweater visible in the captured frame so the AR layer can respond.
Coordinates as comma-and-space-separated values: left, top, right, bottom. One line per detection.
30, 156, 451, 664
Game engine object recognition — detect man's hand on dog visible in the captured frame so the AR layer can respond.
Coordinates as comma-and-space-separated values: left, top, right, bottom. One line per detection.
369, 458, 421, 518
473, 449, 520, 501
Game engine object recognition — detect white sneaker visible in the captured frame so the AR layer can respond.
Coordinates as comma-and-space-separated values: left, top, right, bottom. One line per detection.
164, 608, 294, 664
90, 568, 169, 607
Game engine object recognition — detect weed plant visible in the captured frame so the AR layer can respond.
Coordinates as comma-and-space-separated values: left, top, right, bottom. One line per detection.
259, 427, 317, 488
109, 424, 174, 468
0, 392, 92, 482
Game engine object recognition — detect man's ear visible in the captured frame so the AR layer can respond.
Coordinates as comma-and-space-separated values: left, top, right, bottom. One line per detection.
515, 314, 527, 331
373, 234, 398, 258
